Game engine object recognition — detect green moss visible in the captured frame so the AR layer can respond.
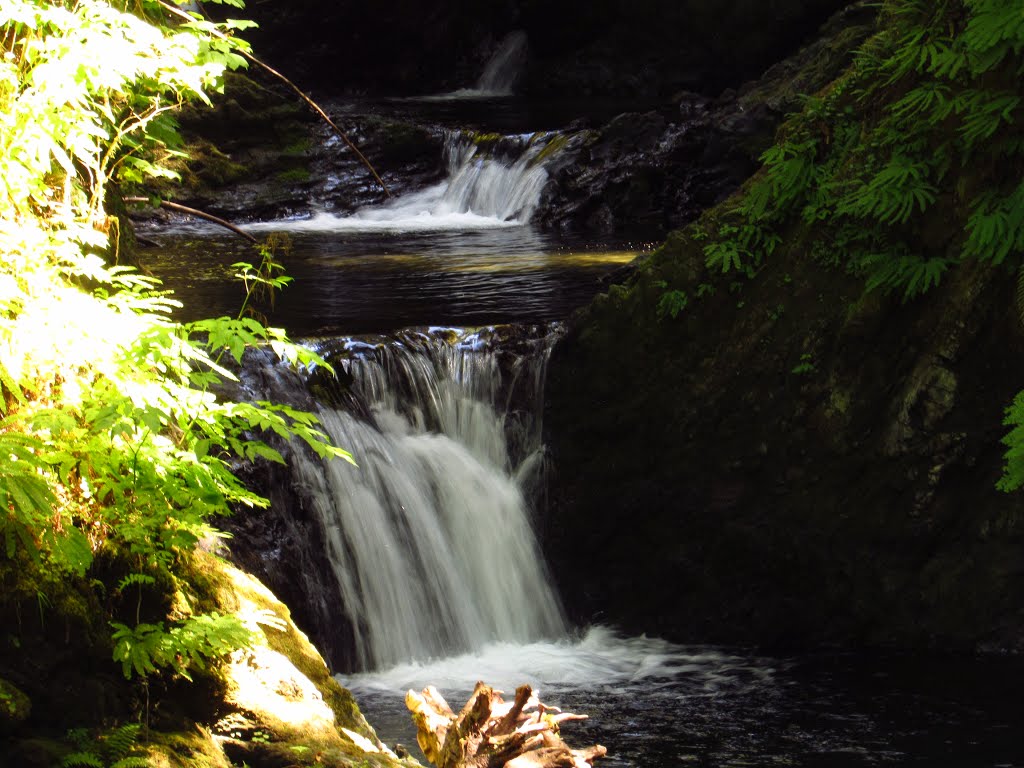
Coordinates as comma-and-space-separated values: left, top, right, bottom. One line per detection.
0, 678, 30, 729
533, 133, 569, 164
143, 727, 233, 768
464, 130, 504, 149
276, 167, 312, 184
283, 137, 313, 155
182, 552, 376, 738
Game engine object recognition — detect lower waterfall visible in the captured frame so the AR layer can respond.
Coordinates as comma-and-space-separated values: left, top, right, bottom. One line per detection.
252, 326, 567, 671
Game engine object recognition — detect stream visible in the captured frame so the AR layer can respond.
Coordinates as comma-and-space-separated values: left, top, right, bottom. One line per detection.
141, 59, 1024, 768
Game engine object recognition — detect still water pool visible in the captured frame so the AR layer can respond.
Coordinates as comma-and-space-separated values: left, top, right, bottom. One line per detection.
345, 628, 1024, 768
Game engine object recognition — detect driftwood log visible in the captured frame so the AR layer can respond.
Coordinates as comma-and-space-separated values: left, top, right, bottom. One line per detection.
406, 682, 607, 768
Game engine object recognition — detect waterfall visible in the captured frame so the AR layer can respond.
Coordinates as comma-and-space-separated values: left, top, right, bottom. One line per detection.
435, 132, 550, 223
257, 326, 567, 672
476, 30, 528, 95
249, 131, 555, 231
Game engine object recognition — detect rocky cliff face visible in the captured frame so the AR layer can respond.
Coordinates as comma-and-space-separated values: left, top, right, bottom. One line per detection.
535, 3, 877, 237
545, 228, 1024, 652
542, 3, 1024, 652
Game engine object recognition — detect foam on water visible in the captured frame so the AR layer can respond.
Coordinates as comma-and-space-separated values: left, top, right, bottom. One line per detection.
343, 626, 773, 698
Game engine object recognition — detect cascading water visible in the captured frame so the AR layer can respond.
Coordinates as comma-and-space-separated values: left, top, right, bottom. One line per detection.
475, 30, 528, 95
257, 327, 567, 671
248, 131, 554, 232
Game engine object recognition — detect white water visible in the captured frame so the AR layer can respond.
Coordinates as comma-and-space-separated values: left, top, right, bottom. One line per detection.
475, 30, 529, 96
291, 328, 566, 671
421, 29, 529, 100
346, 626, 771, 696
247, 132, 551, 234
344, 627, 779, 768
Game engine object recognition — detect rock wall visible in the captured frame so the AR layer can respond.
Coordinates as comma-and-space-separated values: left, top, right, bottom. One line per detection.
543, 66, 1024, 656
545, 220, 1024, 651
535, 3, 878, 237
238, 0, 852, 98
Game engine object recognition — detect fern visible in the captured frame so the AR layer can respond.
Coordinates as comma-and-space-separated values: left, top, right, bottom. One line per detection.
111, 612, 251, 681
744, 139, 820, 221
104, 725, 141, 761
62, 724, 143, 768
117, 574, 157, 593
655, 288, 689, 320
962, 184, 1024, 264
854, 251, 952, 300
837, 155, 938, 224
962, 0, 1024, 73
956, 89, 1021, 148
889, 82, 956, 123
62, 756, 104, 768
110, 622, 166, 679
998, 390, 1024, 492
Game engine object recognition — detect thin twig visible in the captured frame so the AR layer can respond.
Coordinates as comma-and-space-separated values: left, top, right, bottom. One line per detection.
157, 0, 390, 197
125, 197, 259, 244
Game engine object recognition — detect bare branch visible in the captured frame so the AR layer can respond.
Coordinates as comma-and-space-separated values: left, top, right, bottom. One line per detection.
125, 196, 258, 244
157, 0, 390, 197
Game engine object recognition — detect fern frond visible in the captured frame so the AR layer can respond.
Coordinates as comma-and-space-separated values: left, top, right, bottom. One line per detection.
963, 184, 1024, 264
837, 155, 938, 224
105, 724, 141, 760
998, 390, 1024, 492
854, 251, 952, 300
117, 574, 156, 592
62, 754, 104, 768
1015, 268, 1024, 326
110, 759, 150, 768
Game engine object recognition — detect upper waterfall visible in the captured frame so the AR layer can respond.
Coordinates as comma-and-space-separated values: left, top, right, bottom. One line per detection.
476, 30, 528, 95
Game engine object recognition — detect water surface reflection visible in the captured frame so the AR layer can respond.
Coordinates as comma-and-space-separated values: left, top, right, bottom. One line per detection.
140, 225, 638, 335
344, 628, 1024, 768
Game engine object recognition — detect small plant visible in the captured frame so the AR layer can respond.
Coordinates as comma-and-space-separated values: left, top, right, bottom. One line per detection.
654, 281, 689, 319
63, 724, 148, 768
792, 353, 817, 376
696, 282, 716, 298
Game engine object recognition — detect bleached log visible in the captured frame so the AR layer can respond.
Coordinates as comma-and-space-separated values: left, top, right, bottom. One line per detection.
491, 685, 533, 736
406, 682, 606, 768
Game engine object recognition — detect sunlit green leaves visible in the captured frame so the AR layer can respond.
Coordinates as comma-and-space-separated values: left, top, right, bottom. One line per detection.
0, 0, 353, 686
111, 612, 251, 681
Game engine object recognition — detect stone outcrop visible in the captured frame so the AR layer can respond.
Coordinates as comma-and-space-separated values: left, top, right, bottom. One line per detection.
535, 2, 878, 237
543, 173, 1024, 654
239, 0, 852, 99
0, 550, 417, 768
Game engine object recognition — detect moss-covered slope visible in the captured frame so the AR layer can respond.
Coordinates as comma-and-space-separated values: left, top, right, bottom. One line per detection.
0, 551, 419, 768
544, 0, 1024, 651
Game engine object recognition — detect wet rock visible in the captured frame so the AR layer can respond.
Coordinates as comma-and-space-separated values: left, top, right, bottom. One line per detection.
154, 74, 446, 224
535, 2, 877, 238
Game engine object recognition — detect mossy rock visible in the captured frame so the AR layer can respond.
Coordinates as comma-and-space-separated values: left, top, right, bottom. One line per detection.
181, 551, 419, 768
0, 678, 30, 732
142, 728, 233, 768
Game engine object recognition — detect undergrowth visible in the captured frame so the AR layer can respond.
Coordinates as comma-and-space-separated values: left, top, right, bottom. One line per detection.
653, 0, 1024, 487
0, 0, 351, 744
